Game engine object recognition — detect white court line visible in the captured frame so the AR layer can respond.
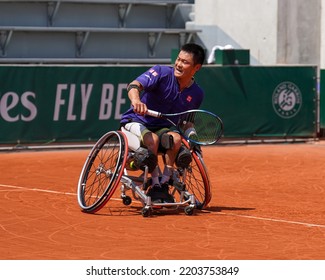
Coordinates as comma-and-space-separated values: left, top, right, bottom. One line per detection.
0, 183, 76, 196
1, 183, 325, 229
0, 183, 123, 200
216, 212, 325, 229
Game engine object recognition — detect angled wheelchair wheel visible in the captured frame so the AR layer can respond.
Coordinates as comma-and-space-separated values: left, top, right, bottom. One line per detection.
183, 140, 211, 210
77, 131, 128, 213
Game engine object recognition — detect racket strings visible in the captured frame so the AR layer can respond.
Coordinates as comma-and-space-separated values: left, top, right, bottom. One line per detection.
180, 112, 223, 145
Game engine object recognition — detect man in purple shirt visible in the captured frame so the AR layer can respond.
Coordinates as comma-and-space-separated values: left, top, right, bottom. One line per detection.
120, 43, 205, 203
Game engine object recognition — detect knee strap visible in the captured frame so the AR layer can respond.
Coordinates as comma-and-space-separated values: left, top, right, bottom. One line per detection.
133, 147, 158, 173
160, 133, 174, 150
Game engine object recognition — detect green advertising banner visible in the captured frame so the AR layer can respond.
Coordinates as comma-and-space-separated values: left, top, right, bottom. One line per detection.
196, 66, 317, 138
0, 65, 317, 144
0, 65, 147, 143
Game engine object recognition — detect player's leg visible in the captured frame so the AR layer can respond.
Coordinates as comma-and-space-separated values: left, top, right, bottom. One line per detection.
122, 122, 166, 203
149, 129, 183, 204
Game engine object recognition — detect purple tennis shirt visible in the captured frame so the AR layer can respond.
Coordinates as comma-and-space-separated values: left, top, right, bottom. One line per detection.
120, 65, 204, 129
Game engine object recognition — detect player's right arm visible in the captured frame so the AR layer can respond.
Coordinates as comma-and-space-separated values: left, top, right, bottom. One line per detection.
127, 80, 147, 115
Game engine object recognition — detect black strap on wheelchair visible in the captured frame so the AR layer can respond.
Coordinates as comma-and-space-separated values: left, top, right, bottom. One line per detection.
160, 132, 174, 150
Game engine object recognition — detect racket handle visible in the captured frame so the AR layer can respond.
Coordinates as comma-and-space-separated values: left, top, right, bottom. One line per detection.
146, 109, 161, 118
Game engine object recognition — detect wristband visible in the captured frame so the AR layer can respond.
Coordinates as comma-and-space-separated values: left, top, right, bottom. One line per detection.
127, 84, 141, 93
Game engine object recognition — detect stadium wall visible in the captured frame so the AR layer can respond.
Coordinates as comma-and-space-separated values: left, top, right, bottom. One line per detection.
194, 0, 323, 68
0, 65, 317, 144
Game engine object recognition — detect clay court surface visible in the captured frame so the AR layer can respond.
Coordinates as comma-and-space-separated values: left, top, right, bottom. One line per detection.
0, 141, 324, 260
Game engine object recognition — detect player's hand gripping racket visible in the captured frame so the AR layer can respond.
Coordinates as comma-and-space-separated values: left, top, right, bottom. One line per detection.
146, 109, 223, 145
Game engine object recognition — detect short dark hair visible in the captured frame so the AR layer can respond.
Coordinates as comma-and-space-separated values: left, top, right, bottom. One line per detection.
181, 43, 205, 65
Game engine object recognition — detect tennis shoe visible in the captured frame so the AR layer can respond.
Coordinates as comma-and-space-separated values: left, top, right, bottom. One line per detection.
147, 183, 174, 204
160, 182, 175, 203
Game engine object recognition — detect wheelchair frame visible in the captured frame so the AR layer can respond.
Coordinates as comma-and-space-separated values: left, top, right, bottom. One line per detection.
77, 130, 211, 217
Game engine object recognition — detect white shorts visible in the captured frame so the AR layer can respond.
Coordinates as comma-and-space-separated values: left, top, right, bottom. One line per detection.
123, 122, 169, 142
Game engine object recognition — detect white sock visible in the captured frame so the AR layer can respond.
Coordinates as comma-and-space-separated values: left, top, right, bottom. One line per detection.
160, 165, 173, 184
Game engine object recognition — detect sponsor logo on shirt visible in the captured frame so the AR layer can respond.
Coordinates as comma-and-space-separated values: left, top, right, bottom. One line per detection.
149, 69, 158, 77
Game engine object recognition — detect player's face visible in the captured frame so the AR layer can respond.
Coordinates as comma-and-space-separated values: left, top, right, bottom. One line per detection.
174, 51, 201, 80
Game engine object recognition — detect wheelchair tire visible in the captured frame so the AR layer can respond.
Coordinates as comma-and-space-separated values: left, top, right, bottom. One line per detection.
183, 140, 211, 209
77, 131, 128, 213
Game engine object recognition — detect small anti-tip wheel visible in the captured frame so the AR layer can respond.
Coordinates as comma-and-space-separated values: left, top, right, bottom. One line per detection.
184, 206, 194, 216
122, 196, 132, 205
141, 207, 152, 217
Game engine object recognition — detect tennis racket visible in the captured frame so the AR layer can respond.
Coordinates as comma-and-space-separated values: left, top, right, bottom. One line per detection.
146, 109, 223, 145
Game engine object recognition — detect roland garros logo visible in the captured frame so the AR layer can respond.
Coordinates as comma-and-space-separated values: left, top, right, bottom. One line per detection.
272, 81, 302, 118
